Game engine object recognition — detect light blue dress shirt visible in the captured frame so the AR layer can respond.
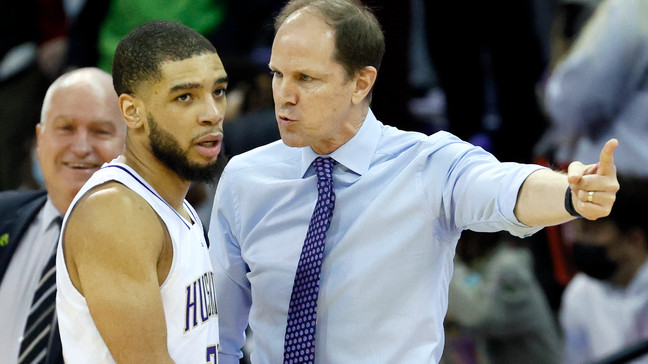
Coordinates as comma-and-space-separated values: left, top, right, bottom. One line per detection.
209, 109, 545, 364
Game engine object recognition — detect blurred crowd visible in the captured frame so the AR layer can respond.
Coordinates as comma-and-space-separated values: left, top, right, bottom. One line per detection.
2, 0, 648, 363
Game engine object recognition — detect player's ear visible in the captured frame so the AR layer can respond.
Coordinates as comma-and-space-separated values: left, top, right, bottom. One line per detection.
119, 94, 144, 128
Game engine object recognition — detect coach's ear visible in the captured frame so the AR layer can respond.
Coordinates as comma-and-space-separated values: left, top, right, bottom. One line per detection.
119, 93, 145, 129
351, 66, 377, 105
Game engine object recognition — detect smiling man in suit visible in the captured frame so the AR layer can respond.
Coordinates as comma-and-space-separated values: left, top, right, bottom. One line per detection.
0, 67, 126, 364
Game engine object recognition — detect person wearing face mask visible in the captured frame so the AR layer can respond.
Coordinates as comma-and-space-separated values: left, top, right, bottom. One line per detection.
560, 174, 648, 364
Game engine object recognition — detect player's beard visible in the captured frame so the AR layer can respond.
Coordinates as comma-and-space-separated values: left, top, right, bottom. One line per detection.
147, 114, 227, 184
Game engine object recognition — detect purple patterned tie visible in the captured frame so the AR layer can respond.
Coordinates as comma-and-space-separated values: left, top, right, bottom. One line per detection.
283, 156, 336, 364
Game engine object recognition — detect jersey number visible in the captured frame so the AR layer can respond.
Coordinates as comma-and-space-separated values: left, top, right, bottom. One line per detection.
206, 345, 218, 364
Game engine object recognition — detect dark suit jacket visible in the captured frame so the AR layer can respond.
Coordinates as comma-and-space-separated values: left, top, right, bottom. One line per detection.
0, 189, 64, 364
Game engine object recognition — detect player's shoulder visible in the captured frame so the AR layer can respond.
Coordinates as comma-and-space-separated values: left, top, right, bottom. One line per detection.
64, 181, 169, 259
69, 181, 158, 230
79, 180, 144, 208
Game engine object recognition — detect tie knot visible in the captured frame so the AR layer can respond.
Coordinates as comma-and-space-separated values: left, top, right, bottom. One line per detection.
51, 216, 63, 232
313, 157, 336, 182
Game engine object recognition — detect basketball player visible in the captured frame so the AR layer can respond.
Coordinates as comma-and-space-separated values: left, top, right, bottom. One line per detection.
55, 20, 227, 363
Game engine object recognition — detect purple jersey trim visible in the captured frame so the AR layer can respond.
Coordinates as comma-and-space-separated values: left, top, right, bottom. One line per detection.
103, 165, 191, 229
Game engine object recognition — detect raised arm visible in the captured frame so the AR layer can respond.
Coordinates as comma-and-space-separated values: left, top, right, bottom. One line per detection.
63, 183, 175, 364
514, 139, 619, 226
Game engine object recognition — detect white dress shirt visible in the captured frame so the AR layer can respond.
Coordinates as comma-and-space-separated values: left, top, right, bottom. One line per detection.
0, 199, 60, 364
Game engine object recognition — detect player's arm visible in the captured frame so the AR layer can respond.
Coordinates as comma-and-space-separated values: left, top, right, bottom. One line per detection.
63, 183, 175, 364
514, 139, 619, 226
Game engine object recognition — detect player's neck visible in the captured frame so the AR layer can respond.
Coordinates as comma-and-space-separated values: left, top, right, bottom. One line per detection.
117, 150, 191, 215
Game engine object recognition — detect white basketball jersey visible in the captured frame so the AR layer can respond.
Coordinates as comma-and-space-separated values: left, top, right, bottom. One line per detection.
56, 161, 219, 363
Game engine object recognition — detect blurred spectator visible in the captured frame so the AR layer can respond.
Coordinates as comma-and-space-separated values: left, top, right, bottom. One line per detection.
560, 175, 648, 364
443, 231, 562, 364
538, 0, 648, 316
424, 0, 549, 163
210, 0, 283, 95
66, 0, 226, 72
546, 0, 603, 70
0, 0, 69, 190
366, 0, 425, 133
542, 0, 648, 175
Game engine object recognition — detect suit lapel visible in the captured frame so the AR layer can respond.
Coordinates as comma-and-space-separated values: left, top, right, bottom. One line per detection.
0, 194, 48, 284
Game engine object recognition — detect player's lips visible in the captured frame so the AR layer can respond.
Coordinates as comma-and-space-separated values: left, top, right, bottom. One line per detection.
195, 133, 223, 158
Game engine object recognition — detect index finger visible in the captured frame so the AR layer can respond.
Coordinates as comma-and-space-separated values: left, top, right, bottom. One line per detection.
597, 138, 618, 176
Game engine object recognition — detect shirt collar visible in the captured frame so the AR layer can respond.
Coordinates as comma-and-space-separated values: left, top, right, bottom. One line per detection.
300, 108, 381, 178
41, 197, 63, 233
